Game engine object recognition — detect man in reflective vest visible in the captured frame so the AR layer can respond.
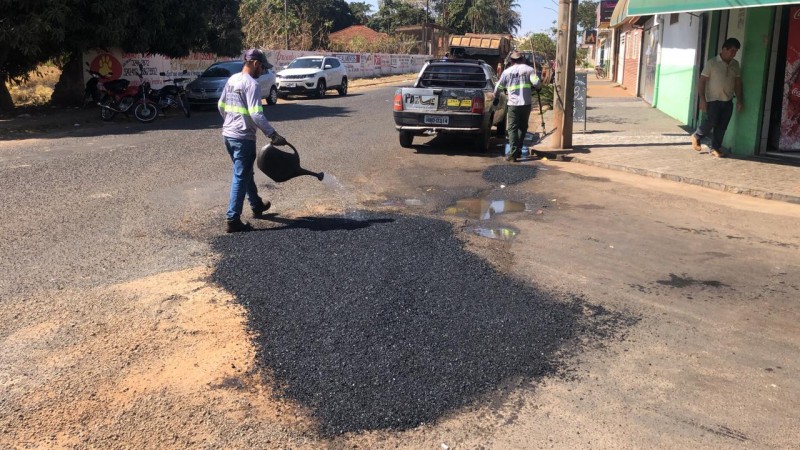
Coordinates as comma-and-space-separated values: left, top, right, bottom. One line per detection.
218, 49, 287, 233
494, 50, 541, 162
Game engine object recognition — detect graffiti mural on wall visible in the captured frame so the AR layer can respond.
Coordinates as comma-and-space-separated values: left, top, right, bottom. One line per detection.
84, 49, 427, 90
780, 6, 800, 151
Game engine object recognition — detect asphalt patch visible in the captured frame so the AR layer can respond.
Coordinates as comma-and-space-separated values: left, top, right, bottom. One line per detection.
211, 212, 630, 436
482, 164, 538, 185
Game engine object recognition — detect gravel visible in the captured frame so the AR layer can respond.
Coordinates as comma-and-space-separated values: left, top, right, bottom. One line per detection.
482, 164, 539, 185
211, 212, 630, 436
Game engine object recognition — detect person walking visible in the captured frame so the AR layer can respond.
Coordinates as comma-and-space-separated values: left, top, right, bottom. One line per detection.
690, 38, 743, 158
218, 49, 287, 233
494, 50, 541, 162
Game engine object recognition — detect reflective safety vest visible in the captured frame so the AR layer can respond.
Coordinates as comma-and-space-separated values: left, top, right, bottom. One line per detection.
495, 64, 540, 106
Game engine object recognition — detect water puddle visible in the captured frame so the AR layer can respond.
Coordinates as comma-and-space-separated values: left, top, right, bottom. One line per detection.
470, 225, 519, 240
444, 198, 529, 220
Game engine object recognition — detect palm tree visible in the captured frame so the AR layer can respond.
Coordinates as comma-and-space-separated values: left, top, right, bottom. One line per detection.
495, 0, 521, 34
467, 0, 493, 33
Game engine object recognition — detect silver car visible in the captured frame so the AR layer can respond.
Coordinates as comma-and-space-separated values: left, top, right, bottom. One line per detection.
276, 56, 348, 99
185, 60, 278, 107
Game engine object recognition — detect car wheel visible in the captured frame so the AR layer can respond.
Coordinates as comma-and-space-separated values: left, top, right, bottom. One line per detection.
337, 77, 348, 96
473, 127, 491, 153
315, 79, 326, 98
399, 131, 414, 148
266, 86, 278, 105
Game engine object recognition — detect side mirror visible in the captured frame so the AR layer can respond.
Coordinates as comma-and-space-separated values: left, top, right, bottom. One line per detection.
324, 64, 332, 69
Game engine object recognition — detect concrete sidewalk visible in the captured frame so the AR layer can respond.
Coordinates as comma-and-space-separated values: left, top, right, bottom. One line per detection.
536, 77, 800, 205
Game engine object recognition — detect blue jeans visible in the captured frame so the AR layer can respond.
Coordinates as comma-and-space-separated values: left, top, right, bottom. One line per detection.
694, 100, 734, 151
224, 137, 261, 220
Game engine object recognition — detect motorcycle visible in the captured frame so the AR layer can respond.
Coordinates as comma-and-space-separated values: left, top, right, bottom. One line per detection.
131, 65, 159, 123
83, 63, 109, 108
149, 70, 191, 118
96, 63, 158, 123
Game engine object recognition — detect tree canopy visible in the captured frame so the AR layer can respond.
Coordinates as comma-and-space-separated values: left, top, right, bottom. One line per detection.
0, 0, 242, 112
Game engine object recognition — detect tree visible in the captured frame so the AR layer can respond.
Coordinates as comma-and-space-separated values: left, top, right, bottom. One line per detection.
367, 0, 429, 34
0, 0, 243, 113
348, 2, 374, 25
440, 0, 520, 35
518, 32, 556, 61
577, 1, 598, 32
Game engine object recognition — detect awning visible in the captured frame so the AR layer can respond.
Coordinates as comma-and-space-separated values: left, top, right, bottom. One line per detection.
628, 0, 798, 15
610, 0, 633, 28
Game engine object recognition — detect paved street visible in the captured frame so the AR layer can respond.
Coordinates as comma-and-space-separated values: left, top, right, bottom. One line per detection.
1, 81, 799, 448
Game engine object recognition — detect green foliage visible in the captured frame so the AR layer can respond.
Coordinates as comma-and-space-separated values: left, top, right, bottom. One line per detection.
368, 0, 429, 34
518, 33, 556, 61
577, 1, 598, 32
348, 2, 373, 25
441, 0, 521, 35
0, 0, 242, 109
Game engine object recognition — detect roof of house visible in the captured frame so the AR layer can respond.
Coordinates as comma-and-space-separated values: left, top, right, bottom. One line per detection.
329, 25, 388, 43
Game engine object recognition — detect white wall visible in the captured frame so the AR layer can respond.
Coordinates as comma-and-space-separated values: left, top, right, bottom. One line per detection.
659, 13, 701, 67
83, 49, 427, 89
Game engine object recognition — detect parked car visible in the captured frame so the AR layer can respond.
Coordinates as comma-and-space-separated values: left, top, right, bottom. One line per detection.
276, 56, 348, 99
185, 60, 278, 107
392, 58, 507, 152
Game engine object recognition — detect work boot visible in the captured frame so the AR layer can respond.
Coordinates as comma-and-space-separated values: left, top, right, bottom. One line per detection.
505, 149, 519, 162
226, 218, 254, 233
252, 199, 271, 217
710, 149, 725, 158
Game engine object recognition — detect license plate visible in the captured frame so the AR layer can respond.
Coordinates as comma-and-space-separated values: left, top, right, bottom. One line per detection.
284, 82, 295, 87
424, 115, 449, 125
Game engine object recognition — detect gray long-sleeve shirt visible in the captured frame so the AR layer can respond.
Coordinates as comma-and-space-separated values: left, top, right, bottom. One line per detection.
218, 72, 275, 140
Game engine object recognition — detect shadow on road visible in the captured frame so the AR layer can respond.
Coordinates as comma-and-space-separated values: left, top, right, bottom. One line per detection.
210, 212, 634, 436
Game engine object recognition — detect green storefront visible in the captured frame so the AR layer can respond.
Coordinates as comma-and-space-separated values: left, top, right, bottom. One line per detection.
628, 0, 800, 158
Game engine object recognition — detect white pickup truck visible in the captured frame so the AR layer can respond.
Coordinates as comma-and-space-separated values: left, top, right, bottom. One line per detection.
392, 58, 507, 152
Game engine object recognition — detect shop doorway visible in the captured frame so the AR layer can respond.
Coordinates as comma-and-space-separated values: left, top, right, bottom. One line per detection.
639, 17, 658, 104
763, 5, 800, 158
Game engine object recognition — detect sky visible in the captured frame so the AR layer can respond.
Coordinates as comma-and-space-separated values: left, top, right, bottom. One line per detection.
349, 0, 558, 36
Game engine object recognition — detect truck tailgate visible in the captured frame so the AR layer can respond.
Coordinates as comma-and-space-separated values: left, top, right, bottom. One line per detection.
400, 88, 485, 113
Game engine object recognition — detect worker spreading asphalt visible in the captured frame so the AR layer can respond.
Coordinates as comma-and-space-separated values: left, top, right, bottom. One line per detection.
211, 212, 630, 436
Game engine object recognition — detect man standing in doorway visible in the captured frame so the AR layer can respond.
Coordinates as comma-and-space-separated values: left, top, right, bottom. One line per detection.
691, 38, 743, 158
219, 49, 287, 233
494, 51, 541, 162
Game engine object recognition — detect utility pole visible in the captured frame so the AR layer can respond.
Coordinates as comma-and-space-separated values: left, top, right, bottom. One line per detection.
551, 0, 579, 150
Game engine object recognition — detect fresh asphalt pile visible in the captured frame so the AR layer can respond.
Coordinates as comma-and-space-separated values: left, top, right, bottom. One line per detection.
482, 164, 538, 185
211, 212, 629, 436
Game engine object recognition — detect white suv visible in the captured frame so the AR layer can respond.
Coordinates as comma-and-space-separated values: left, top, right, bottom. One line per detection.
276, 56, 348, 99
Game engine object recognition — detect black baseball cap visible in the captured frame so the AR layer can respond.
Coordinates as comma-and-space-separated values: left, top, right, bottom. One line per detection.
244, 48, 268, 65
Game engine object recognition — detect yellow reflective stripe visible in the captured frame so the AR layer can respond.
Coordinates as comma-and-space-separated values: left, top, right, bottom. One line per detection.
507, 83, 532, 90
248, 105, 263, 115
218, 100, 250, 115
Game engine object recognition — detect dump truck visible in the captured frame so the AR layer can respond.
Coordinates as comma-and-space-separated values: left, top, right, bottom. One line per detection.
447, 33, 513, 72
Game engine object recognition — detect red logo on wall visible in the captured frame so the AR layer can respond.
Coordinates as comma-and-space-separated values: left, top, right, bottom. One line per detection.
89, 53, 123, 80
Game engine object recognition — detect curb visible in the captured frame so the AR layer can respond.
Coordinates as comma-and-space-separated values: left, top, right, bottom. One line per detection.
568, 156, 800, 205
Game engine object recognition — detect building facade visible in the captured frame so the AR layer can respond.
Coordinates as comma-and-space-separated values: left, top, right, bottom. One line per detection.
610, 1, 800, 160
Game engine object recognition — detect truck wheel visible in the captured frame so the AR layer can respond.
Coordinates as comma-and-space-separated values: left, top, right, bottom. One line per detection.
399, 131, 414, 148
474, 128, 491, 153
